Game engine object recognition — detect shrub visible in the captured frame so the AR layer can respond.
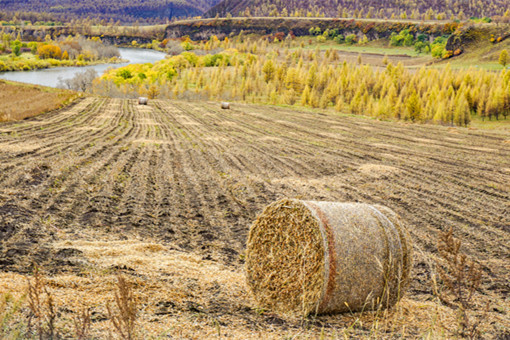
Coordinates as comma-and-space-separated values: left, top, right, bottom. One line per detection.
334, 35, 345, 44
117, 69, 133, 80
345, 34, 357, 45
316, 35, 326, 43
181, 41, 194, 51
390, 29, 414, 46
10, 40, 21, 56
37, 44, 62, 59
414, 41, 428, 53
430, 36, 448, 59
308, 27, 321, 36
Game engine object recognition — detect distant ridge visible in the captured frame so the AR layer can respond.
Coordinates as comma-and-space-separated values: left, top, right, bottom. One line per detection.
205, 0, 509, 20
0, 0, 222, 23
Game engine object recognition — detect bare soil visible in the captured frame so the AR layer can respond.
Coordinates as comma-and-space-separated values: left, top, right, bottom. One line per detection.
0, 97, 508, 338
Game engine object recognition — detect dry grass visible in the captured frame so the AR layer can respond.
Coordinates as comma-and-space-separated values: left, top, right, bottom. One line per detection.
0, 80, 78, 122
0, 236, 506, 339
107, 275, 138, 340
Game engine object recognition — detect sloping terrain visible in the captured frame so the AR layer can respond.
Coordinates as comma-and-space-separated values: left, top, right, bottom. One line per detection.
205, 0, 509, 18
0, 0, 222, 23
0, 80, 77, 122
0, 98, 508, 337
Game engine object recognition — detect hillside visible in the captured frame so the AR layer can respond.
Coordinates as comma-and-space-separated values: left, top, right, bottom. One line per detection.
205, 0, 510, 21
0, 80, 78, 122
0, 0, 222, 23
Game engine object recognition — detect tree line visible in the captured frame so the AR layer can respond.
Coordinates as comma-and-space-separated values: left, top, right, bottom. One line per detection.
206, 0, 510, 22
92, 36, 510, 126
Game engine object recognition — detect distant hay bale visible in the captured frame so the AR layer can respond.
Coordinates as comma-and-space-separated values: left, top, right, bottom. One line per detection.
246, 199, 413, 316
221, 102, 230, 109
138, 97, 148, 105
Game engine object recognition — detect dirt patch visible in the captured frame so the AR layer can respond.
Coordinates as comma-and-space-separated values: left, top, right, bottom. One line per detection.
358, 163, 401, 178
0, 142, 40, 153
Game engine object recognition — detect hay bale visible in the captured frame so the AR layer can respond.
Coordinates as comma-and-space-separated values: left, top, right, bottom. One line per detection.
138, 97, 148, 105
246, 199, 413, 316
221, 102, 230, 109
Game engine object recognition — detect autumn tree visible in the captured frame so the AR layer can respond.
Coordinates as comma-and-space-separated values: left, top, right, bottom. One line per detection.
262, 59, 275, 82
499, 50, 508, 68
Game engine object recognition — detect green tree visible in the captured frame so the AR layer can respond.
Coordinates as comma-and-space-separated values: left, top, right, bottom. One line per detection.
345, 34, 357, 45
414, 41, 428, 54
11, 39, 22, 56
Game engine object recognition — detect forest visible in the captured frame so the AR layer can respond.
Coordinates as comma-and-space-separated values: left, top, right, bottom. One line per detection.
1, 0, 510, 24
206, 0, 510, 22
0, 0, 221, 24
90, 34, 510, 127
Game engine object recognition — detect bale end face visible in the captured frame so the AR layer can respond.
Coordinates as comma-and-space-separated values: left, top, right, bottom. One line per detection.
246, 199, 325, 316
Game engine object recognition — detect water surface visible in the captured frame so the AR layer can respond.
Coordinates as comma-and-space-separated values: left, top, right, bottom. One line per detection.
0, 48, 167, 88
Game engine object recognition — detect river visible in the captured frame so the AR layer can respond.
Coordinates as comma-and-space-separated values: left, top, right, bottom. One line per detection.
0, 48, 167, 88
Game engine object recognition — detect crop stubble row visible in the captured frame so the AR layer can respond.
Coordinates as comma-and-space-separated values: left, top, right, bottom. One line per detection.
0, 97, 508, 303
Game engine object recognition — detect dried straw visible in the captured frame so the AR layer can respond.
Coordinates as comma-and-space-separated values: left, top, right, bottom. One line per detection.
246, 199, 325, 316
246, 199, 413, 316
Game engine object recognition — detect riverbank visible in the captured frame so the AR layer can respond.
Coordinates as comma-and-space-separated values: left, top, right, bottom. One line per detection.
0, 53, 125, 72
0, 48, 167, 88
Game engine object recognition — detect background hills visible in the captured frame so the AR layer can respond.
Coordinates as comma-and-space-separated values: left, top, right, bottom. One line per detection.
1, 0, 509, 23
205, 0, 509, 20
0, 0, 222, 23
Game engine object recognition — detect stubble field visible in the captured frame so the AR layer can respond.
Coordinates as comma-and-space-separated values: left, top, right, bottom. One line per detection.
0, 97, 508, 338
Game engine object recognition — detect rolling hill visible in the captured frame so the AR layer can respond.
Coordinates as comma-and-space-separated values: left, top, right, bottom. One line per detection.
205, 0, 510, 20
0, 0, 222, 23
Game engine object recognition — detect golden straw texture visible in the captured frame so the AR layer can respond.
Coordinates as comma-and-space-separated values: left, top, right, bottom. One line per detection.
246, 199, 325, 316
246, 199, 413, 316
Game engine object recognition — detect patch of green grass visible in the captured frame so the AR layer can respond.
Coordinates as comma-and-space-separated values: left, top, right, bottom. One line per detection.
431, 60, 508, 71
301, 44, 422, 57
292, 38, 425, 57
469, 115, 510, 131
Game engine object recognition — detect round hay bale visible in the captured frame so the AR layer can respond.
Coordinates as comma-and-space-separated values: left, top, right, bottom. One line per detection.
138, 97, 148, 105
246, 199, 413, 316
221, 102, 230, 109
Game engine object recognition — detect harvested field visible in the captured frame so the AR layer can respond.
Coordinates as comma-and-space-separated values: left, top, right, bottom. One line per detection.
0, 80, 78, 122
0, 97, 509, 338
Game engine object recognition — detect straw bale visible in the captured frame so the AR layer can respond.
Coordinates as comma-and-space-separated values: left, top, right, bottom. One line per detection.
221, 102, 230, 109
246, 199, 413, 316
138, 97, 148, 105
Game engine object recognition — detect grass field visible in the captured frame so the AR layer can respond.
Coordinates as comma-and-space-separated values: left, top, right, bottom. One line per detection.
0, 80, 78, 122
0, 97, 508, 338
296, 38, 426, 57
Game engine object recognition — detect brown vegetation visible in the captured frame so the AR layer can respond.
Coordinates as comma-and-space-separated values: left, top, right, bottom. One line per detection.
0, 0, 222, 24
206, 0, 510, 21
0, 81, 78, 122
0, 98, 508, 337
